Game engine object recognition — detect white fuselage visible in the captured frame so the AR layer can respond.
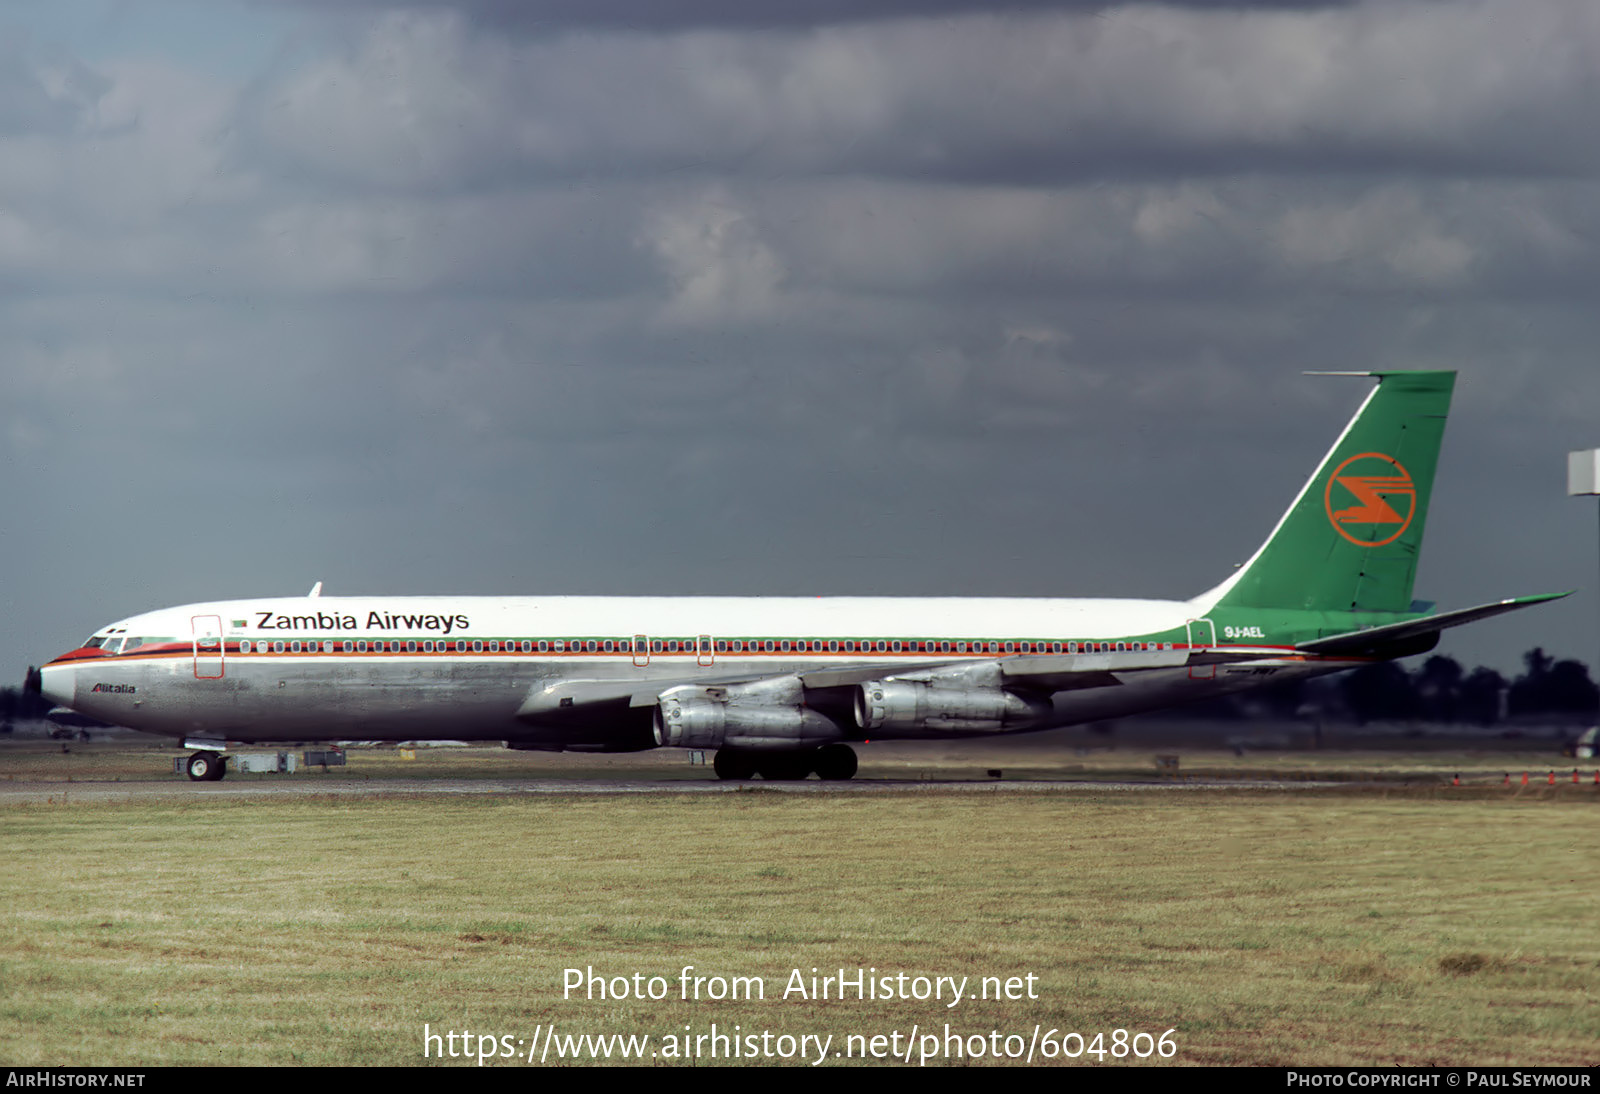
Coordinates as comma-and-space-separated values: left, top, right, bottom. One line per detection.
40, 593, 1307, 750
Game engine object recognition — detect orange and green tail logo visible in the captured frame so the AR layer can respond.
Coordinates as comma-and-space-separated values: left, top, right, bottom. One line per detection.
1324, 453, 1416, 547
1211, 371, 1453, 615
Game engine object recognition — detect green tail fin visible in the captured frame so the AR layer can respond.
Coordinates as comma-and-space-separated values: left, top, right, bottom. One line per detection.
1204, 371, 1455, 614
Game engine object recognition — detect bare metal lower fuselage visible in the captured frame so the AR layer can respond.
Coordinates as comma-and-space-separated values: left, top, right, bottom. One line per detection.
40, 647, 1345, 752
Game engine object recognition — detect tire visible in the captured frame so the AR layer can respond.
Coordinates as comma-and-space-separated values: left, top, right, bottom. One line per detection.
713, 749, 757, 781
756, 753, 812, 781
813, 744, 858, 781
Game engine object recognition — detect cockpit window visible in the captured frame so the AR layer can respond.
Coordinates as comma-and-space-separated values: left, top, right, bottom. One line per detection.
88, 636, 174, 655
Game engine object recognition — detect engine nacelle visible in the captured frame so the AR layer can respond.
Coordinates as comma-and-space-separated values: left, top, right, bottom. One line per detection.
855, 680, 1050, 735
654, 689, 839, 750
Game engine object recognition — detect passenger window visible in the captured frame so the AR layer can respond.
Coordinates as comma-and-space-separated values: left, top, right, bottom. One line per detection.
538, 641, 548, 652
357, 641, 367, 652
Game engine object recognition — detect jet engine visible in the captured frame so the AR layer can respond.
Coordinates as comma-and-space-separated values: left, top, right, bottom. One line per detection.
653, 678, 841, 750
854, 679, 1051, 735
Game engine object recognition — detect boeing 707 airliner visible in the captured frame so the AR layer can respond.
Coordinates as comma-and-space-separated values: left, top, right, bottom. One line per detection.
27, 371, 1564, 780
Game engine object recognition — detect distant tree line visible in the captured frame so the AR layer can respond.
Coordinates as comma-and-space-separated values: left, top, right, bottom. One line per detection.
1164, 648, 1599, 725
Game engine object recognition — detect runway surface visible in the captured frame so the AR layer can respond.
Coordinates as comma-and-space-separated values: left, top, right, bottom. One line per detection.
0, 775, 1353, 802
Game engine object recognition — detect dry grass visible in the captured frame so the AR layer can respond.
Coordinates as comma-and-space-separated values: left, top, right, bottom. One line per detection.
1, 752, 1596, 1066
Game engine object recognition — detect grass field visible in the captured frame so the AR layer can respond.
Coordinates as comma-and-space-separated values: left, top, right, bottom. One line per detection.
1, 741, 1596, 1066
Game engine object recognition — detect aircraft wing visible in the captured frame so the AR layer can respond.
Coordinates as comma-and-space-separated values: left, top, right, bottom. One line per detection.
1296, 592, 1570, 657
516, 647, 1206, 723
516, 663, 955, 719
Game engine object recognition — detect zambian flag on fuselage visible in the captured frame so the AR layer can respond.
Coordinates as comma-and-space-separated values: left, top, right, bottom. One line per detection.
1204, 371, 1454, 621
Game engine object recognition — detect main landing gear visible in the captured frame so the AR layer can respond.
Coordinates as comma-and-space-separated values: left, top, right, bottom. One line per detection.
186, 752, 227, 782
713, 744, 858, 781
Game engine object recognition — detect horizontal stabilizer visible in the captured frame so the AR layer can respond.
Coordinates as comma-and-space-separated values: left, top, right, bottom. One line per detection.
1296, 593, 1571, 657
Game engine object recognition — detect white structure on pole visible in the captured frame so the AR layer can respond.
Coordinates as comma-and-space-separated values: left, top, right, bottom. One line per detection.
1569, 450, 1600, 498
1568, 450, 1600, 682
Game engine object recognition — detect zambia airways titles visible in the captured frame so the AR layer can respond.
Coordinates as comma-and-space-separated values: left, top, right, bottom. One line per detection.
253, 611, 472, 635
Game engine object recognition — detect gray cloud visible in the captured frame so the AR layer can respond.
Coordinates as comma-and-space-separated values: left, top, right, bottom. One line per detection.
263, 0, 1354, 35
239, 3, 1600, 194
0, 32, 111, 136
4, 0, 1600, 681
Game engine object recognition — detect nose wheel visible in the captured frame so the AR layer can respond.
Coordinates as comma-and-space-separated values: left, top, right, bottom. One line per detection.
186, 752, 227, 782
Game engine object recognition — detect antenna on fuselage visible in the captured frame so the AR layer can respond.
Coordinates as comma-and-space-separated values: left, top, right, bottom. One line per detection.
308, 581, 323, 598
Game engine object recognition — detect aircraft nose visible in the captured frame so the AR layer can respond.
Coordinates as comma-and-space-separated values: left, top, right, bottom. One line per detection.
36, 663, 76, 708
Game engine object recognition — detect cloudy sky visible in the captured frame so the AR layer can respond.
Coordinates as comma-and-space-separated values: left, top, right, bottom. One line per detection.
5, 0, 1600, 680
